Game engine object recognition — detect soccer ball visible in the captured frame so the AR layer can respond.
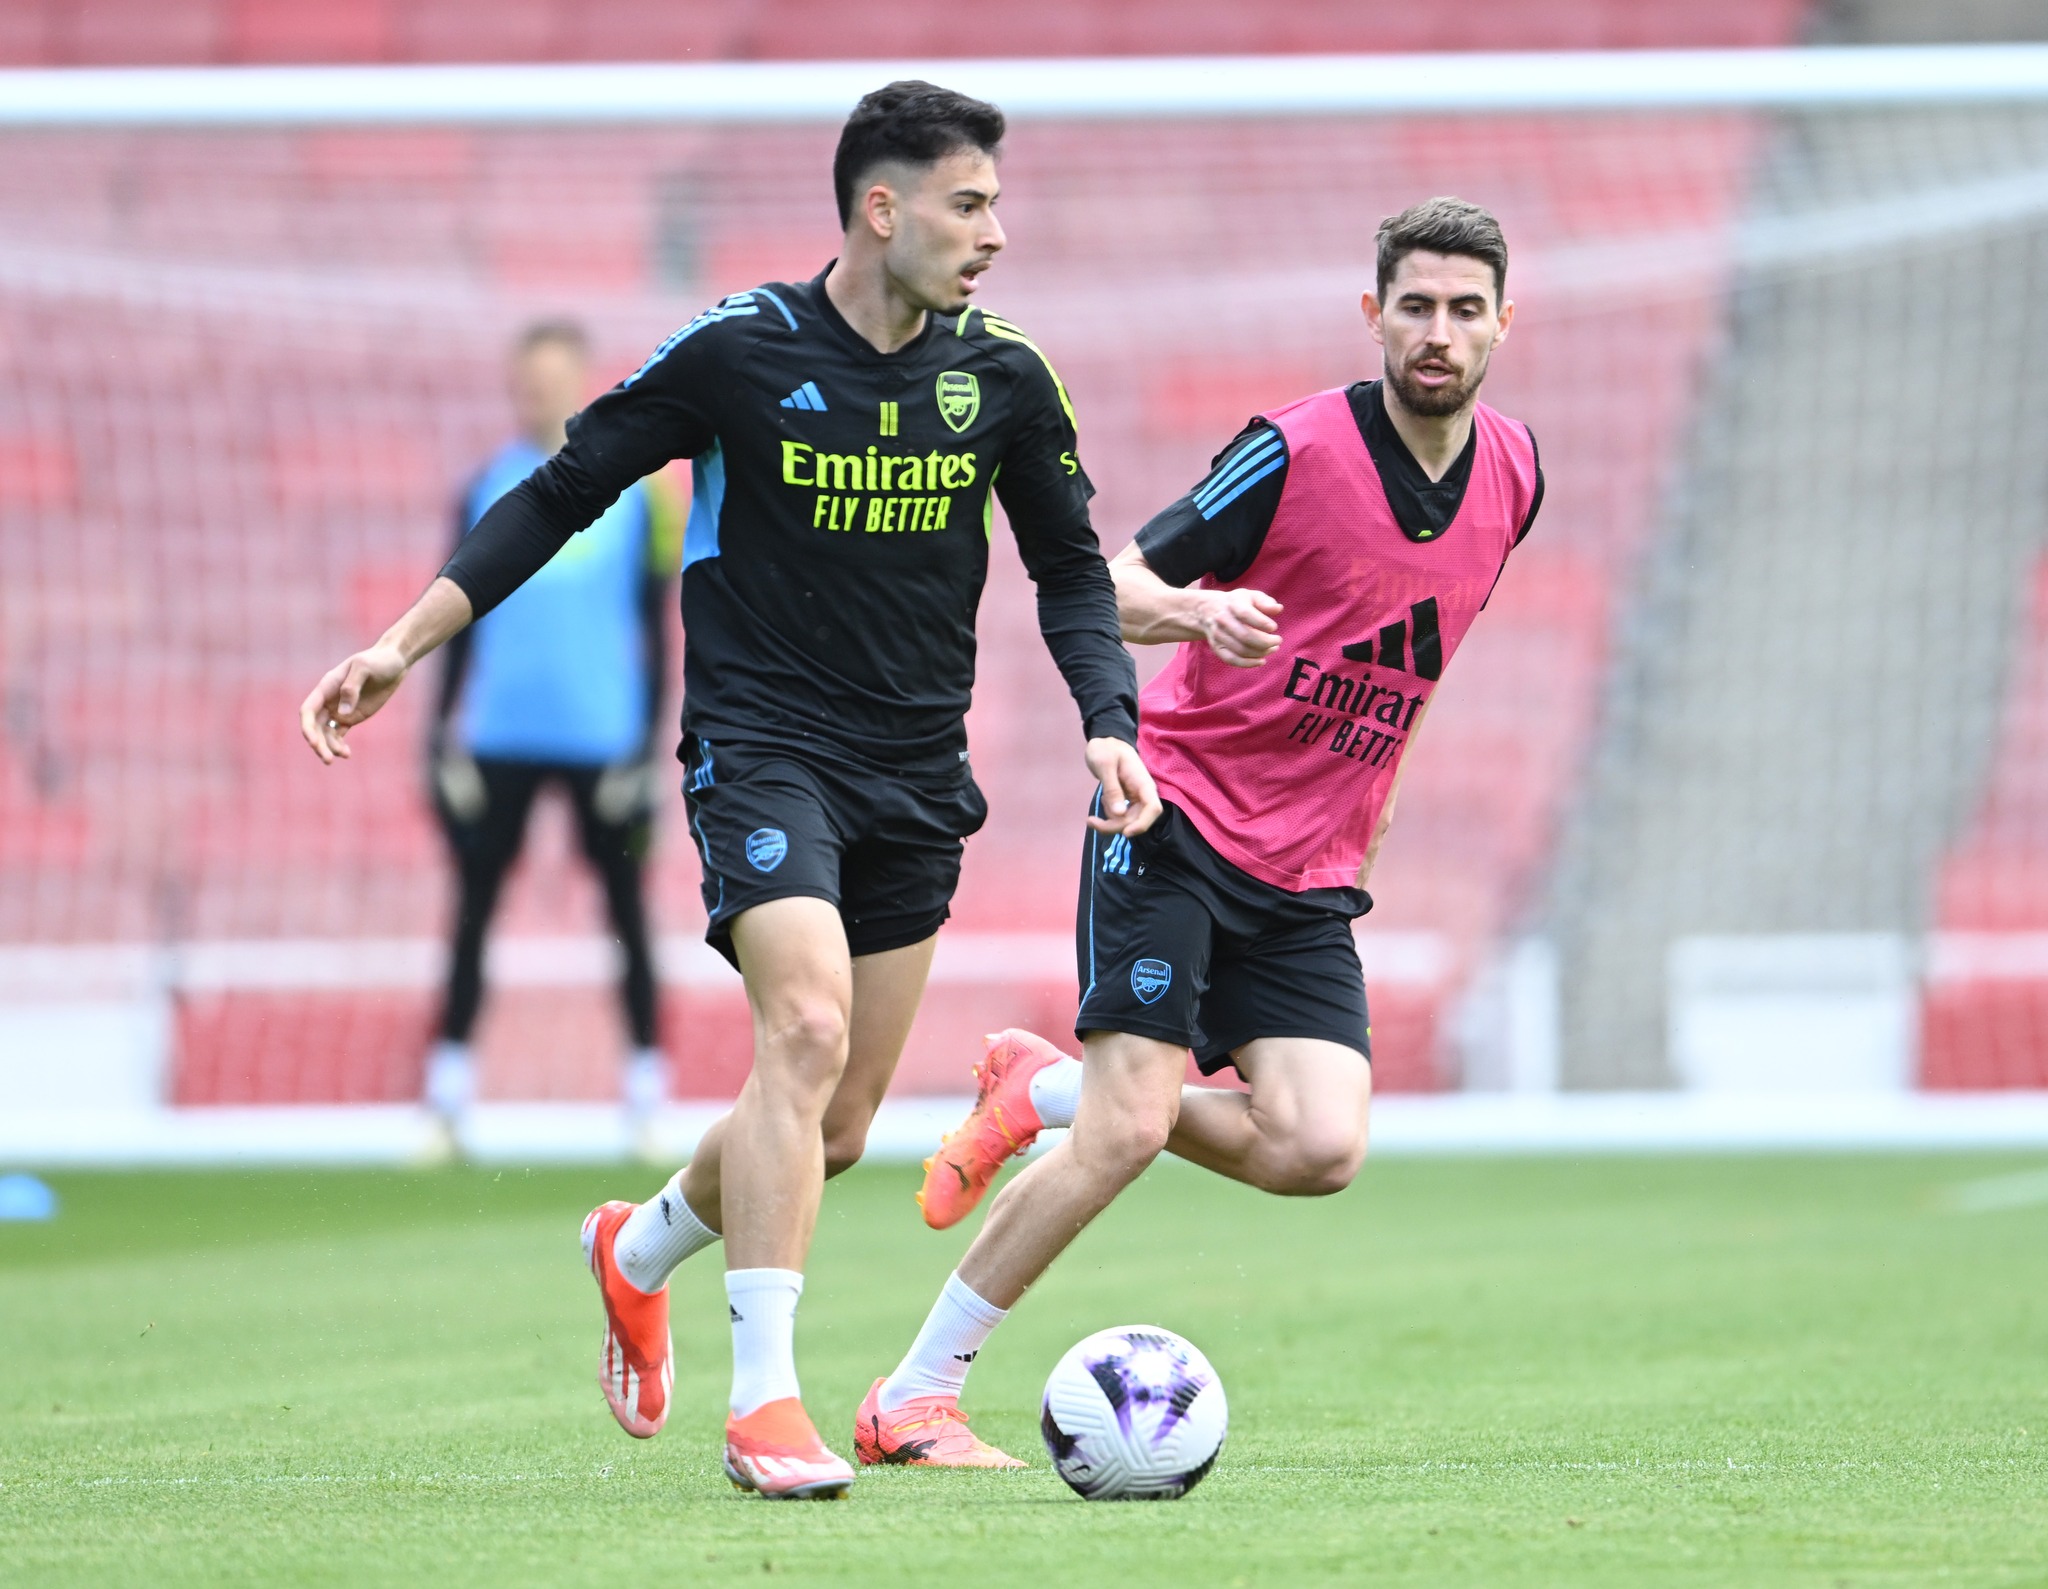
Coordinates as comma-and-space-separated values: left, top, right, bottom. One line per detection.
1039, 1325, 1227, 1500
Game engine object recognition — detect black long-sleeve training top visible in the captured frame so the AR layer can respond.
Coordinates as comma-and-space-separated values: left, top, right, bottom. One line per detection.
441, 266, 1139, 775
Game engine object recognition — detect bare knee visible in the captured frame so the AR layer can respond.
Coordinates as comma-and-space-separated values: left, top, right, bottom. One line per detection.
758, 997, 850, 1094
765, 997, 849, 1058
1073, 1105, 1175, 1188
1264, 1129, 1367, 1197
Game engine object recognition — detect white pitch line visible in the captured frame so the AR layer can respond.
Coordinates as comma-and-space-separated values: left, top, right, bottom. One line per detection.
7, 1091, 2048, 1167
1942, 1165, 2048, 1213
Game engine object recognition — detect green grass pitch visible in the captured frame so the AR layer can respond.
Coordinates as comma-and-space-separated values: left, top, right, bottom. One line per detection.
3, 1152, 2046, 1587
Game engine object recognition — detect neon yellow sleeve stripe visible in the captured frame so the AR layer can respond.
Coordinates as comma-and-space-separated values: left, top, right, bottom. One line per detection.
642, 472, 684, 573
958, 308, 1078, 433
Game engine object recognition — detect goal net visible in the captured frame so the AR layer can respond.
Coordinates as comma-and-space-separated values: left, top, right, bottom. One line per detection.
4, 50, 2047, 1109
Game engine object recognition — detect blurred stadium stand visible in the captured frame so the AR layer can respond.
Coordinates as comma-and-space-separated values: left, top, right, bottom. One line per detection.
1817, 1, 2048, 44
13, 0, 2048, 1120
1550, 99, 2048, 1086
0, 106, 1765, 1101
0, 1, 1810, 66
1547, 1, 2048, 1088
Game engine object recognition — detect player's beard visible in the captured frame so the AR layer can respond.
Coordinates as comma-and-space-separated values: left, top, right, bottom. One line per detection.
1385, 347, 1488, 418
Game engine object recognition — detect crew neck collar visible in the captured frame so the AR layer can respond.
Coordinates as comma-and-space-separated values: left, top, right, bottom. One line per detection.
810, 261, 936, 360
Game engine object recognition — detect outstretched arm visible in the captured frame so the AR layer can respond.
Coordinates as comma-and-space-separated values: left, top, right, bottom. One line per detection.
300, 576, 473, 764
298, 489, 575, 766
428, 486, 479, 753
297, 309, 721, 767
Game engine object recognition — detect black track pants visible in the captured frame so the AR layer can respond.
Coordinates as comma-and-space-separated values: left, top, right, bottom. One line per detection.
436, 758, 658, 1047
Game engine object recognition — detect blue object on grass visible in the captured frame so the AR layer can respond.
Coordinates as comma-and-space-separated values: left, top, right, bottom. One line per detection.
0, 1173, 57, 1221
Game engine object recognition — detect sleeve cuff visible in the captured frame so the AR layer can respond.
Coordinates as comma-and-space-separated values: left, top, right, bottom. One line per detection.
1084, 708, 1139, 745
1132, 522, 1200, 589
437, 560, 491, 619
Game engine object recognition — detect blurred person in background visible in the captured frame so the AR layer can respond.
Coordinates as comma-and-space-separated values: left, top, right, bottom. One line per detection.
423, 320, 682, 1140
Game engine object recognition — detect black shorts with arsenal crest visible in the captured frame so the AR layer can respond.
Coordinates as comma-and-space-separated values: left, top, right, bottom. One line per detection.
681, 733, 987, 970
1072, 799, 1373, 1075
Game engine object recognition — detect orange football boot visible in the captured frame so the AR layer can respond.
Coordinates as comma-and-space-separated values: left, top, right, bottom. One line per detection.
581, 1200, 673, 1439
917, 1028, 1072, 1230
853, 1378, 1026, 1468
723, 1397, 856, 1499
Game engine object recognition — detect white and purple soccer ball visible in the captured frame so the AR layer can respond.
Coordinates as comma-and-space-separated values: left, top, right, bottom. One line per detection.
1040, 1325, 1227, 1500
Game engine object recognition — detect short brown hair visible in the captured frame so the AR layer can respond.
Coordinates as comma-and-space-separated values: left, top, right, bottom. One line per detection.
1375, 197, 1508, 306
516, 318, 590, 358
833, 81, 1005, 229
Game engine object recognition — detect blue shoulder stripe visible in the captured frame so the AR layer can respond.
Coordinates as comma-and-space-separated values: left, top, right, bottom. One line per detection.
1192, 429, 1285, 511
1198, 453, 1287, 520
623, 295, 761, 387
1192, 430, 1284, 506
751, 286, 799, 331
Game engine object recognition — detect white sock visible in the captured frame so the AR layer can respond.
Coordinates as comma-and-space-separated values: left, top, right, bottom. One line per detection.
424, 1039, 475, 1118
614, 1170, 720, 1293
1027, 1056, 1084, 1130
623, 1047, 667, 1116
878, 1272, 1008, 1411
726, 1267, 804, 1417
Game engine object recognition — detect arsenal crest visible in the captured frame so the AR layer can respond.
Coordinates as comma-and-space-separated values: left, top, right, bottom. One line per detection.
936, 370, 981, 433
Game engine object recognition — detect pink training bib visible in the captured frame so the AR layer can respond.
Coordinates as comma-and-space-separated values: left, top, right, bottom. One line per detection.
1139, 387, 1539, 892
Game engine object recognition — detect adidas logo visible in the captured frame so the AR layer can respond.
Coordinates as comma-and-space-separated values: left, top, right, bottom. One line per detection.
779, 381, 827, 412
953, 1350, 978, 1364
1340, 596, 1443, 680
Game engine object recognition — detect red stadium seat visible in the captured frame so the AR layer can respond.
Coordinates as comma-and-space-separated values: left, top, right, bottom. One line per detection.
1, 1, 1816, 67
0, 3, 1802, 1102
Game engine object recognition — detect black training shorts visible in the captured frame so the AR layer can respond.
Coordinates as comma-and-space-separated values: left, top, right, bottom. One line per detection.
681, 734, 987, 967
1074, 800, 1373, 1075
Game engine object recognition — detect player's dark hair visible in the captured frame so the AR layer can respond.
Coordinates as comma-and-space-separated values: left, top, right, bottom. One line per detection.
516, 318, 590, 358
833, 80, 1005, 229
1375, 197, 1508, 306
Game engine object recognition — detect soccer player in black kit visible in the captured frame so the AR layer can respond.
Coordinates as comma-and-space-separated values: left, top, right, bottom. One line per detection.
299, 82, 1158, 1498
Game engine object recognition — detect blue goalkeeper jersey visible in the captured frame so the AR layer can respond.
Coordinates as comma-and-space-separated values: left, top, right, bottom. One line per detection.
456, 438, 655, 765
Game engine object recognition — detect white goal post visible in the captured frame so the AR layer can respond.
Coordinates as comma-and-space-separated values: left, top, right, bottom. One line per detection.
4, 44, 2048, 127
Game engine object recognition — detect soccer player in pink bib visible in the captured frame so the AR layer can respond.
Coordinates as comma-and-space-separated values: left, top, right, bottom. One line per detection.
855, 198, 1543, 1466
